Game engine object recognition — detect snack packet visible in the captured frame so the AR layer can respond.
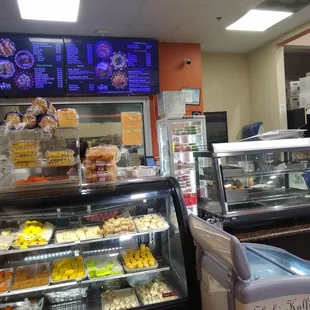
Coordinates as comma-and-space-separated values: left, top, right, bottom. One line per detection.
37, 114, 57, 133
3, 111, 22, 133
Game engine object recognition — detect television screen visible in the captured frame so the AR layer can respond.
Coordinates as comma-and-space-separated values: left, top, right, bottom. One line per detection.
64, 37, 159, 95
0, 35, 65, 97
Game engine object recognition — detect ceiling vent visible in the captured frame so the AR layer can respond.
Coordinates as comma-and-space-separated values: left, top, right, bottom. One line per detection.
258, 0, 310, 12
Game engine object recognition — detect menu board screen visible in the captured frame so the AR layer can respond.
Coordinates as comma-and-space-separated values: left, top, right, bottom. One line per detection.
0, 35, 65, 97
65, 37, 159, 95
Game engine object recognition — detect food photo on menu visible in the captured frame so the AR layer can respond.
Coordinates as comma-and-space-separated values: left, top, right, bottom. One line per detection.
0, 35, 65, 97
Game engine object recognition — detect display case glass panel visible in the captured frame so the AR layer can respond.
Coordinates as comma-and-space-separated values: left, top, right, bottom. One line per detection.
0, 178, 197, 310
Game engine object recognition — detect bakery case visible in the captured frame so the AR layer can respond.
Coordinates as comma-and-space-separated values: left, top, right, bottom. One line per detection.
195, 138, 310, 228
0, 177, 199, 310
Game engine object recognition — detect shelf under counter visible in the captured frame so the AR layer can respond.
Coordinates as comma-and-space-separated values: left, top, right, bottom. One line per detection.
0, 227, 170, 256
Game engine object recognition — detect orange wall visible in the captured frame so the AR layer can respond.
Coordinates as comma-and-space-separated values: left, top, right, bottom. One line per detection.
150, 42, 203, 157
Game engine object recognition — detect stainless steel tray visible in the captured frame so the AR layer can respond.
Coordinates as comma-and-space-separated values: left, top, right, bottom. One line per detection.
55, 225, 102, 244
226, 188, 249, 202
0, 267, 13, 296
133, 214, 170, 233
121, 252, 158, 274
0, 228, 18, 251
85, 254, 124, 280
10, 263, 50, 292
50, 257, 87, 284
102, 288, 140, 310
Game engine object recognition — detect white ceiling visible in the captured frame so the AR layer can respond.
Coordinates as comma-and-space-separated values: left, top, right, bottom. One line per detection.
1, 0, 310, 53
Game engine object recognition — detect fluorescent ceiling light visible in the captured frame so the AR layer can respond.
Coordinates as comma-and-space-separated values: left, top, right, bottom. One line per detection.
226, 9, 293, 32
17, 0, 80, 22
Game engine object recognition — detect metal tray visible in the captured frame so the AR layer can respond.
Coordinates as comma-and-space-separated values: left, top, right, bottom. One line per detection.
102, 288, 140, 310
50, 257, 87, 284
55, 226, 102, 244
103, 220, 137, 238
0, 268, 14, 296
0, 228, 18, 251
133, 214, 170, 233
121, 252, 158, 274
135, 279, 179, 305
226, 188, 249, 202
203, 166, 244, 178
85, 254, 124, 280
10, 263, 50, 292
11, 222, 54, 249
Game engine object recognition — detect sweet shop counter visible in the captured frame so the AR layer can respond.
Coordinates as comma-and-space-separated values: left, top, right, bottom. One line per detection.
0, 177, 200, 310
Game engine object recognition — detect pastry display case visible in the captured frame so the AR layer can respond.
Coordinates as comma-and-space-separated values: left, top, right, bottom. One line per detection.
157, 116, 207, 214
0, 177, 199, 310
194, 138, 310, 228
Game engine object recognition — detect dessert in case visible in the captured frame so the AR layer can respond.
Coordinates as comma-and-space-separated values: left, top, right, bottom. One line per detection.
11, 264, 49, 290
57, 108, 79, 127
56, 226, 101, 243
102, 288, 139, 310
134, 214, 167, 231
100, 216, 135, 236
135, 278, 178, 305
0, 269, 12, 293
122, 244, 156, 271
51, 256, 85, 282
86, 255, 123, 278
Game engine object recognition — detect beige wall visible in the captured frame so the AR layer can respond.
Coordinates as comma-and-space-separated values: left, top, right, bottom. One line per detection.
79, 122, 121, 138
202, 53, 251, 141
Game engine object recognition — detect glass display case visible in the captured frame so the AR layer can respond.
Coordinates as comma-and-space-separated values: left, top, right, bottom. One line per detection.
0, 127, 81, 191
189, 215, 310, 310
0, 177, 199, 310
157, 116, 207, 214
194, 138, 310, 227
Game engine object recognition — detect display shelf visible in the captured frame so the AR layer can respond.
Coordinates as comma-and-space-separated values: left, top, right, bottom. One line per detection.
172, 133, 203, 137
3, 266, 170, 298
0, 228, 170, 256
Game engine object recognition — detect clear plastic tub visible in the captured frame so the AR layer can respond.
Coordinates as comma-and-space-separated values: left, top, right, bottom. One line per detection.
45, 149, 74, 159
0, 268, 13, 295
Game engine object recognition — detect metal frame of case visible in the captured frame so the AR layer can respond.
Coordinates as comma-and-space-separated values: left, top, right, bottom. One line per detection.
194, 138, 310, 227
0, 177, 200, 310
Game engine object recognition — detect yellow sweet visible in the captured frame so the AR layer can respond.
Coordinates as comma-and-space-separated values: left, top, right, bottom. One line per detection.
20, 244, 28, 249
55, 276, 62, 281
77, 272, 84, 278
65, 269, 74, 276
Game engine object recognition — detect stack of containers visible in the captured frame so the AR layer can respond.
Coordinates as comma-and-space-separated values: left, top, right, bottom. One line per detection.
85, 145, 119, 183
158, 91, 185, 118
9, 134, 41, 169
299, 75, 310, 109
286, 81, 300, 110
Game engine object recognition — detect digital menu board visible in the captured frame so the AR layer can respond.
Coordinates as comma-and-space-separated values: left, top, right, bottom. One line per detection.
65, 37, 159, 95
0, 35, 65, 97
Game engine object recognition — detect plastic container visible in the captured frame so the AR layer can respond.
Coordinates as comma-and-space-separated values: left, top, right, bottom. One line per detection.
86, 145, 119, 163
45, 149, 74, 159
0, 228, 18, 251
11, 263, 50, 291
124, 166, 158, 178
11, 153, 41, 163
13, 161, 41, 169
3, 111, 22, 130
57, 108, 79, 127
0, 268, 13, 295
46, 157, 75, 167
31, 97, 50, 115
10, 147, 40, 156
44, 287, 87, 304
10, 140, 40, 149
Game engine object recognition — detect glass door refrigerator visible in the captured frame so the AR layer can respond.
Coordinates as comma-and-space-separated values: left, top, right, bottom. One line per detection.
157, 116, 207, 214
189, 215, 310, 310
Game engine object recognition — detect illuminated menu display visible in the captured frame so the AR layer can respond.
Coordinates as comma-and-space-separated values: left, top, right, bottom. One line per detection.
65, 37, 159, 95
0, 35, 64, 97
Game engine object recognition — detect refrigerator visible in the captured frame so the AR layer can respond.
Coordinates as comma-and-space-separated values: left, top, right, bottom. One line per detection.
157, 116, 207, 214
189, 215, 310, 310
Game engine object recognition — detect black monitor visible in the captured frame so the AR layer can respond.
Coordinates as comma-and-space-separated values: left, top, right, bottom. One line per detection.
205, 112, 228, 145
0, 34, 65, 97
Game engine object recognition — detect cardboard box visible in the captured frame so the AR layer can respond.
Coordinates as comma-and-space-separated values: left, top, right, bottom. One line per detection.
286, 81, 299, 97
299, 77, 310, 93
158, 91, 185, 118
287, 97, 299, 110
299, 92, 310, 108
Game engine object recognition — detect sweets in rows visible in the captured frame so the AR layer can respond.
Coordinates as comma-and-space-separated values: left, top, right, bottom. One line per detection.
123, 244, 156, 270
51, 257, 85, 282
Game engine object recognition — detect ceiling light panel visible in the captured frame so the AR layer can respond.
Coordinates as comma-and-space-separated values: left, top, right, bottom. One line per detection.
226, 9, 293, 31
17, 0, 80, 22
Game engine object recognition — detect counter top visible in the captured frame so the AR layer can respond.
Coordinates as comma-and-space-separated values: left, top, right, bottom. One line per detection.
235, 223, 310, 242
